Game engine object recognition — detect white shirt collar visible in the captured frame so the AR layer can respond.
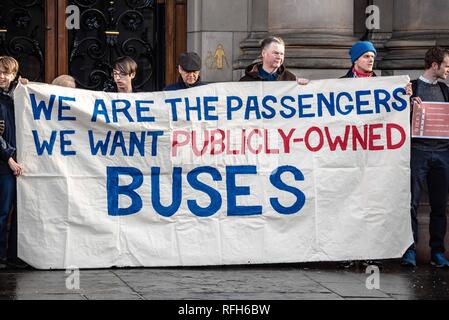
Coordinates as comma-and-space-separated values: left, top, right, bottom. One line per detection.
419, 75, 438, 85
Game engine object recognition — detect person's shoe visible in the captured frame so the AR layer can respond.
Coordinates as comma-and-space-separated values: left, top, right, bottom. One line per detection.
361, 260, 384, 269
430, 252, 449, 268
401, 248, 416, 267
337, 260, 357, 269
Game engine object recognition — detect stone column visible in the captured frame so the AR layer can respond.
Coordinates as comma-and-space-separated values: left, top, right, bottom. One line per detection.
187, 0, 252, 82
233, 0, 268, 79
237, 0, 358, 79
363, 0, 393, 50
380, 0, 449, 78
268, 0, 353, 38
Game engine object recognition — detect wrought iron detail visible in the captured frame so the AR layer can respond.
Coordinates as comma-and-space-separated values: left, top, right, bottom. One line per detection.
0, 0, 44, 82
81, 9, 107, 30
126, 0, 155, 10
69, 0, 163, 91
10, 9, 32, 29
119, 11, 144, 32
11, 0, 40, 7
0, 30, 7, 47
72, 0, 99, 9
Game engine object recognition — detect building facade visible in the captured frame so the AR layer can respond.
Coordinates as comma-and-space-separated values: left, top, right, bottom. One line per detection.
0, 0, 188, 90
1, 0, 448, 261
1, 0, 448, 87
189, 0, 449, 83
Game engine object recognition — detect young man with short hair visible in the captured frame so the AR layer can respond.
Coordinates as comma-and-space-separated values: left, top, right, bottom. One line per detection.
402, 46, 449, 268
0, 56, 23, 269
111, 56, 137, 93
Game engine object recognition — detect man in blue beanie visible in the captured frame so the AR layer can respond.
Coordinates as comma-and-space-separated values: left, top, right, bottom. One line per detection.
342, 41, 377, 78
339, 41, 412, 270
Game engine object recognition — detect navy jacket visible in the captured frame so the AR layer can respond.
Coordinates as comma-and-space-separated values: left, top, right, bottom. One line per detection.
164, 80, 205, 91
0, 90, 16, 174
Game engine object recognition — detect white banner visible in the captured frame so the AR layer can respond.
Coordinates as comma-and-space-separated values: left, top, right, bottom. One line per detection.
14, 76, 413, 269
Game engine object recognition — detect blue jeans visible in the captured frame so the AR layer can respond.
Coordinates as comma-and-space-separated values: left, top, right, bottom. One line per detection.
0, 172, 15, 260
410, 148, 449, 254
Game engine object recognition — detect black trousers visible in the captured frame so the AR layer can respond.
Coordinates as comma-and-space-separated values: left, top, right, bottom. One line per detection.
410, 148, 449, 254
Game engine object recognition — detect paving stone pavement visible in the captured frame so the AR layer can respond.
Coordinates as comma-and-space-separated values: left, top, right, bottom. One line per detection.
0, 260, 448, 300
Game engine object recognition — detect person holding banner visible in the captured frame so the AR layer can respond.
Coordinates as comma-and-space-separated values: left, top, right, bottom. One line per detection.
338, 41, 380, 269
164, 52, 205, 91
342, 41, 377, 79
338, 41, 413, 269
402, 46, 449, 268
239, 36, 309, 84
342, 41, 414, 100
110, 56, 138, 93
0, 56, 24, 269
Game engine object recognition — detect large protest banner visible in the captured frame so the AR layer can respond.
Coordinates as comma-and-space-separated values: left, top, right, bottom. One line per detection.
14, 76, 413, 269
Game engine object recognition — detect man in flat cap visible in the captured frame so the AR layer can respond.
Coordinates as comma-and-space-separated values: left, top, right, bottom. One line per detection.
164, 52, 205, 91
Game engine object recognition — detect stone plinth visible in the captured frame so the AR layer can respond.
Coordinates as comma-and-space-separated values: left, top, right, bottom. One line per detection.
236, 0, 358, 79
381, 0, 449, 72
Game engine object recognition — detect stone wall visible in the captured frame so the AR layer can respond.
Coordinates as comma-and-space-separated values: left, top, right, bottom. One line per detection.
187, 0, 261, 82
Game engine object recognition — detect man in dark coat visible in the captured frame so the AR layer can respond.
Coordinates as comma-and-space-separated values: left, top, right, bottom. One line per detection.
239, 36, 308, 83
164, 52, 205, 91
0, 56, 23, 269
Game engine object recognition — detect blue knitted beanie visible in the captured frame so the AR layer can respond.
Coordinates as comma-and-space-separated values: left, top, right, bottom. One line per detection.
349, 41, 377, 63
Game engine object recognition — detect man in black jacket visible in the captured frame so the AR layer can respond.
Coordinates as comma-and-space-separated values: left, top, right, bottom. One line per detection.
402, 46, 449, 268
0, 56, 23, 269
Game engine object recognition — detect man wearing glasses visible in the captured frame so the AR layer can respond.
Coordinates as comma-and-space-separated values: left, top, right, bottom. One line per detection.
110, 56, 138, 93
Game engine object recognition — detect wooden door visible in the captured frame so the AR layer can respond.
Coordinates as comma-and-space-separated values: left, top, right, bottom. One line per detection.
0, 0, 187, 89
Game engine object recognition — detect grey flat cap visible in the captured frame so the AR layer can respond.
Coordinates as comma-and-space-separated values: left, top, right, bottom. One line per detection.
179, 52, 201, 71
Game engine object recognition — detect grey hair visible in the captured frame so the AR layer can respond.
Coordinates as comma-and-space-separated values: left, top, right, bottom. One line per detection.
260, 36, 285, 50
52, 75, 76, 87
